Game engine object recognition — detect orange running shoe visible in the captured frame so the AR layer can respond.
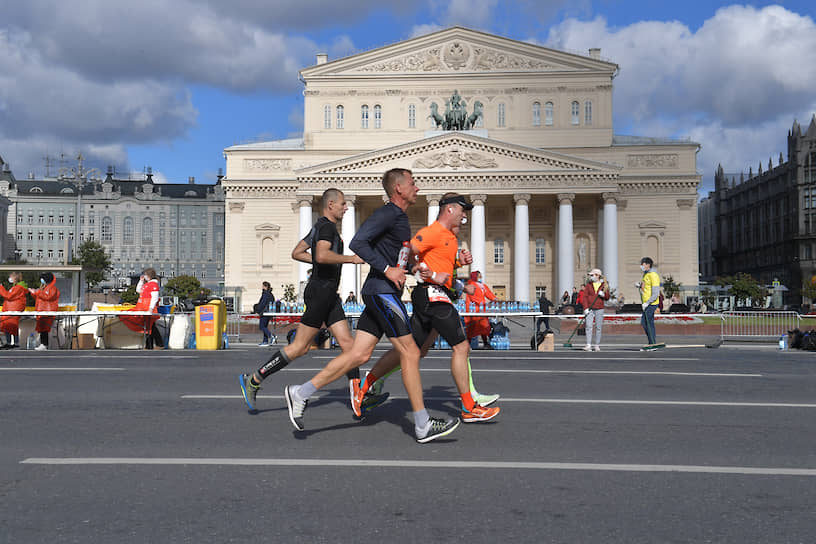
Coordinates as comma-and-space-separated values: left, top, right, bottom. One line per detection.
461, 403, 500, 423
349, 379, 363, 418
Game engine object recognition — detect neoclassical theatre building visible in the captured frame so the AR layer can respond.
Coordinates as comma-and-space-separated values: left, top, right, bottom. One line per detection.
223, 27, 700, 311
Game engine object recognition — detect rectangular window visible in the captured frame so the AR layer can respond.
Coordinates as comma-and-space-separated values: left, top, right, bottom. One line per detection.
27, 231, 33, 241
532, 102, 541, 126
16, 231, 22, 240
584, 101, 592, 125
571, 101, 580, 125
535, 238, 546, 264
374, 105, 382, 129
336, 105, 344, 129
323, 104, 331, 129
498, 103, 505, 127
408, 104, 416, 128
535, 286, 547, 300
545, 102, 554, 126
58, 231, 64, 241
494, 238, 504, 264
48, 231, 54, 241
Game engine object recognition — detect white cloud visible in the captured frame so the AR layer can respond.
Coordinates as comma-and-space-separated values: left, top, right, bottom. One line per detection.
410, 23, 445, 38
544, 5, 816, 193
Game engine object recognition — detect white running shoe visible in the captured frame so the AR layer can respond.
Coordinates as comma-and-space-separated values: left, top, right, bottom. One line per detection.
35, 344, 48, 351
582, 345, 593, 351
593, 346, 601, 352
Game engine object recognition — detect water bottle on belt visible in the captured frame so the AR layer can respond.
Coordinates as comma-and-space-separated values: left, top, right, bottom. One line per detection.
397, 241, 410, 270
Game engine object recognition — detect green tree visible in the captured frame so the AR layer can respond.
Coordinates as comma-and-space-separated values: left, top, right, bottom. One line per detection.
163, 275, 209, 300
716, 273, 767, 307
120, 284, 139, 304
801, 280, 816, 304
700, 287, 717, 308
283, 283, 297, 303
71, 240, 112, 289
661, 275, 682, 299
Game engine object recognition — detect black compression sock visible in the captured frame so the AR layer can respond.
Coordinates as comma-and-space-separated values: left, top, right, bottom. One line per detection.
257, 349, 292, 380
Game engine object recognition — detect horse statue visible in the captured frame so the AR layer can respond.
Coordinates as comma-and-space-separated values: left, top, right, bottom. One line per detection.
428, 102, 445, 129
464, 101, 484, 130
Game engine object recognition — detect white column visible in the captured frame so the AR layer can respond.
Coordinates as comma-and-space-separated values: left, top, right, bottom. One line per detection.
340, 195, 357, 301
557, 193, 575, 302
470, 194, 487, 278
426, 194, 441, 226
602, 193, 619, 294
297, 196, 313, 288
513, 193, 531, 302
597, 203, 604, 272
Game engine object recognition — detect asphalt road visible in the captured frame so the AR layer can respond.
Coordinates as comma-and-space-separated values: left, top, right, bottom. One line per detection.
2, 342, 815, 543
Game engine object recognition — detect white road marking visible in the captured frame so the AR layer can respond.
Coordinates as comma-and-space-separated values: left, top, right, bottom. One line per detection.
19, 457, 816, 476
0, 367, 125, 371
313, 355, 704, 361
254, 367, 759, 377
182, 394, 813, 408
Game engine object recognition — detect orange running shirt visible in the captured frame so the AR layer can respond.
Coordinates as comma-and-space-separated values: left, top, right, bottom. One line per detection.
411, 221, 458, 289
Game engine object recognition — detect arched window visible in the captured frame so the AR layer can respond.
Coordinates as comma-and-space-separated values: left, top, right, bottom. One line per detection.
142, 217, 153, 243
361, 105, 369, 128
101, 217, 113, 242
374, 104, 382, 129
323, 104, 331, 129
571, 101, 580, 125
497, 103, 505, 127
545, 102, 554, 126
494, 238, 505, 264
123, 217, 134, 244
532, 102, 541, 126
584, 101, 592, 125
408, 104, 416, 128
336, 105, 344, 129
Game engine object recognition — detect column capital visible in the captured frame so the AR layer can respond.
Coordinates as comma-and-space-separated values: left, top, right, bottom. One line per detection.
228, 201, 245, 213
425, 193, 442, 206
295, 195, 313, 207
601, 192, 619, 204
513, 193, 531, 205
470, 194, 487, 206
344, 194, 357, 206
382, 194, 390, 204
557, 193, 575, 205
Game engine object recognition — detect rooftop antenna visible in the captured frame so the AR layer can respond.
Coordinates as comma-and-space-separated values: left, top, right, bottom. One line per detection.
43, 152, 54, 177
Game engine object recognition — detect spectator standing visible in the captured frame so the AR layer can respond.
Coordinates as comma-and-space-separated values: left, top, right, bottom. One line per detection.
254, 281, 275, 346
29, 272, 60, 350
464, 270, 496, 349
581, 268, 610, 352
537, 288, 553, 333
0, 271, 27, 348
636, 257, 661, 349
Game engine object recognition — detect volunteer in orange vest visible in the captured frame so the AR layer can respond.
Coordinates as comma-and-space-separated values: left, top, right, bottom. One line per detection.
29, 272, 60, 351
1, 271, 27, 349
464, 270, 497, 349
120, 267, 163, 348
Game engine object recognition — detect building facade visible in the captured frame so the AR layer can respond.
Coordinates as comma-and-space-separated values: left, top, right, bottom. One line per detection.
223, 27, 701, 311
0, 162, 226, 290
699, 115, 816, 304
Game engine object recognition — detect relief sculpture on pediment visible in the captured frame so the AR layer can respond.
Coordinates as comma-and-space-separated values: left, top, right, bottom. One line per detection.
413, 148, 498, 169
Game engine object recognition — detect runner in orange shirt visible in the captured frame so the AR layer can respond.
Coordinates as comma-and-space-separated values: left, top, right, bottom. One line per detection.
465, 270, 496, 349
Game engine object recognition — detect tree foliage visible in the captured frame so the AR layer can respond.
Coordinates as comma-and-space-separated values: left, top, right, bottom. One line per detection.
700, 287, 717, 308
715, 273, 767, 307
801, 280, 816, 303
120, 285, 139, 304
661, 275, 682, 298
71, 240, 112, 289
163, 275, 209, 300
283, 283, 297, 303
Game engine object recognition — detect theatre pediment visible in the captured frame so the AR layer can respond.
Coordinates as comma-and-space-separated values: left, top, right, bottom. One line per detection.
301, 27, 617, 77
297, 132, 619, 176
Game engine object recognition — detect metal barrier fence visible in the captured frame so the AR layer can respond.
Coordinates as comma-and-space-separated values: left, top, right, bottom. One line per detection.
720, 311, 800, 341
226, 311, 244, 344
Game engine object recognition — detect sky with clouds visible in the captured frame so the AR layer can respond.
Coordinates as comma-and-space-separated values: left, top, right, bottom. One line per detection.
1, 0, 814, 195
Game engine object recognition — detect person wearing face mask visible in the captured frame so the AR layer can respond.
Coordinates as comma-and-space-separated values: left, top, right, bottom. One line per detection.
464, 270, 497, 349
120, 268, 163, 349
635, 257, 662, 349
580, 268, 610, 352
28, 272, 60, 350
0, 271, 27, 348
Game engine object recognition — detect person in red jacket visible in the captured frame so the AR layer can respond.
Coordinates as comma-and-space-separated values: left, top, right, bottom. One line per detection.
29, 272, 60, 350
120, 268, 162, 348
464, 270, 497, 349
580, 268, 610, 352
0, 271, 27, 348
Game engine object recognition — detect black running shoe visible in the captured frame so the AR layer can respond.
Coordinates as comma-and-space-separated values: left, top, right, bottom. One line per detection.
239, 374, 259, 411
415, 417, 460, 443
361, 391, 390, 414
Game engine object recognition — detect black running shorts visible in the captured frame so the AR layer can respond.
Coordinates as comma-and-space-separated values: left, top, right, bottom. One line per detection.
410, 285, 467, 348
356, 294, 412, 339
300, 280, 346, 329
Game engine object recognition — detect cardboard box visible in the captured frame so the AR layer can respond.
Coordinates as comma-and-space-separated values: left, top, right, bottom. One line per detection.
72, 333, 95, 350
537, 333, 554, 352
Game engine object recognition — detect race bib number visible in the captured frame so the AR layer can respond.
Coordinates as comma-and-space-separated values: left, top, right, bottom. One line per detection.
428, 285, 452, 304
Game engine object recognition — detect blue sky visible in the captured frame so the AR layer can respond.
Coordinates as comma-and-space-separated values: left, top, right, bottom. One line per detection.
2, 1, 815, 195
